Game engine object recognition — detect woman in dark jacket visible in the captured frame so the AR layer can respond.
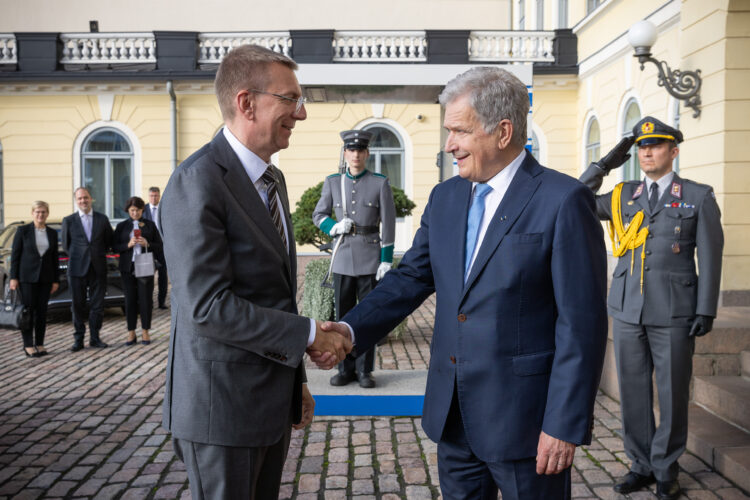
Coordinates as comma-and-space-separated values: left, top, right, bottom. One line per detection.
113, 196, 162, 346
10, 200, 60, 357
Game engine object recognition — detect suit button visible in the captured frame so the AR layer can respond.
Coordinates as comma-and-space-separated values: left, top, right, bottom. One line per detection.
457, 314, 466, 322
450, 356, 456, 364
281, 356, 287, 362
650, 218, 655, 223
644, 266, 650, 271
647, 233, 653, 239
645, 250, 652, 255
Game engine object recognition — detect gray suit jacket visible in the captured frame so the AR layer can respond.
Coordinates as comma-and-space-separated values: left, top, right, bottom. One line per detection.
160, 132, 310, 447
580, 164, 723, 327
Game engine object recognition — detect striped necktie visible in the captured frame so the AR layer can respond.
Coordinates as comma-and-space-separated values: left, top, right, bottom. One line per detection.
261, 167, 287, 250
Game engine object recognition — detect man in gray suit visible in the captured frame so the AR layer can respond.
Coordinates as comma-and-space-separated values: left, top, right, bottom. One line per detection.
159, 45, 351, 500
580, 116, 723, 500
313, 130, 396, 388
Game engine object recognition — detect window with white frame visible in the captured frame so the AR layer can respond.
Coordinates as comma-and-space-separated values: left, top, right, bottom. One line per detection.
536, 0, 544, 29
558, 0, 568, 28
587, 0, 603, 14
362, 124, 405, 191
585, 118, 601, 166
518, 0, 526, 29
622, 99, 641, 181
81, 129, 134, 221
531, 130, 541, 160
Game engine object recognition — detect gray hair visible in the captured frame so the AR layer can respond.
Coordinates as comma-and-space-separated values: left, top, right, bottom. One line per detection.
438, 67, 529, 148
215, 44, 298, 121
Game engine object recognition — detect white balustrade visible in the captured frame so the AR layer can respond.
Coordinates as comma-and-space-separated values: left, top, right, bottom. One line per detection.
60, 33, 156, 66
0, 34, 17, 65
333, 31, 426, 62
469, 31, 554, 62
198, 33, 292, 65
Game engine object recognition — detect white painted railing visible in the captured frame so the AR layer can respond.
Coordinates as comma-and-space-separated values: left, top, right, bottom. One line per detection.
0, 34, 17, 65
198, 32, 292, 65
60, 33, 156, 66
469, 31, 554, 62
333, 31, 427, 62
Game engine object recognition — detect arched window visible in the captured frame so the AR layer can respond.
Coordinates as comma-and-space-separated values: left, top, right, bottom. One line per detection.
585, 118, 600, 167
362, 124, 405, 190
81, 129, 133, 221
531, 130, 540, 160
622, 99, 641, 181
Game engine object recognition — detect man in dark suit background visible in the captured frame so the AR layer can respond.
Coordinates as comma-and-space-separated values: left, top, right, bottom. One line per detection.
62, 187, 113, 351
142, 186, 168, 309
160, 45, 351, 500
323, 67, 609, 499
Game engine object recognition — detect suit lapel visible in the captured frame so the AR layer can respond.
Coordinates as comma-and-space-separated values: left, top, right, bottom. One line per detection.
270, 164, 295, 288
634, 181, 650, 214
450, 180, 473, 292
462, 155, 542, 297
652, 174, 682, 216
212, 134, 293, 286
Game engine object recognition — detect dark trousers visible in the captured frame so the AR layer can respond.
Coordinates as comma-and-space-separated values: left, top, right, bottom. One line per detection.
437, 389, 570, 500
173, 428, 292, 500
69, 266, 106, 342
334, 273, 376, 375
121, 270, 153, 330
156, 251, 168, 307
613, 319, 694, 481
19, 282, 51, 348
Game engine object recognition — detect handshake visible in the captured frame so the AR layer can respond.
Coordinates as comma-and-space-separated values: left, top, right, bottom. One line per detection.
306, 321, 354, 370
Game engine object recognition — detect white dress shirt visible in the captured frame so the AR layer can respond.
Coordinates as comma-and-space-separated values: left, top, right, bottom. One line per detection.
222, 127, 316, 346
465, 149, 526, 275
644, 171, 675, 202
78, 209, 93, 241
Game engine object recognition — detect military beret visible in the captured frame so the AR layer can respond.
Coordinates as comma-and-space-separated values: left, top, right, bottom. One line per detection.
340, 130, 372, 150
633, 116, 684, 145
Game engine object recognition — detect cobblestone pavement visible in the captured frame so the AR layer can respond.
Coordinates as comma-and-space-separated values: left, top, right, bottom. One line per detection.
0, 280, 748, 499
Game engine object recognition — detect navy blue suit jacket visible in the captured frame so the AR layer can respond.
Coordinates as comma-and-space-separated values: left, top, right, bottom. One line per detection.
343, 153, 608, 462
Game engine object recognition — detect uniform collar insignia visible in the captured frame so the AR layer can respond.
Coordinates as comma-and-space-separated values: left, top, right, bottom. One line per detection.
671, 182, 682, 199
632, 182, 645, 199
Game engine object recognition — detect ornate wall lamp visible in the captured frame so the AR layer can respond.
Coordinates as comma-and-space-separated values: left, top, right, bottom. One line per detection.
628, 20, 702, 118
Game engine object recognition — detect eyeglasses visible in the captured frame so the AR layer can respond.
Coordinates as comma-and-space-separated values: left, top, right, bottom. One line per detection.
248, 89, 307, 113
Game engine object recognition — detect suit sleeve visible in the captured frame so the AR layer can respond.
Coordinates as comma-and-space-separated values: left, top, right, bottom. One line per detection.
343, 187, 437, 354
696, 189, 723, 317
61, 217, 70, 254
543, 183, 609, 445
112, 222, 130, 254
146, 220, 162, 253
313, 177, 336, 235
161, 166, 310, 368
50, 231, 60, 283
102, 217, 114, 252
9, 227, 24, 281
579, 163, 614, 220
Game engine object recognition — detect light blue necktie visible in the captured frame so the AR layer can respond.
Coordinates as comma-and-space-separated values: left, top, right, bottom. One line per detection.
464, 183, 493, 281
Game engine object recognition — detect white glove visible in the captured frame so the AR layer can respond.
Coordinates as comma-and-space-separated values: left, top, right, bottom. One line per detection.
376, 262, 392, 281
329, 218, 354, 236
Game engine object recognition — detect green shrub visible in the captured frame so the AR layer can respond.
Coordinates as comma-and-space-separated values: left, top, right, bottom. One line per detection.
301, 257, 407, 339
292, 181, 416, 249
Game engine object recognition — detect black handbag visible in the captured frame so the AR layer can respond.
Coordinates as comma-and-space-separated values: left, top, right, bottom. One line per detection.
0, 289, 31, 331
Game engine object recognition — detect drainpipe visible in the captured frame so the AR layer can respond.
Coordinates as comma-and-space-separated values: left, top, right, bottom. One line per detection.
167, 80, 177, 171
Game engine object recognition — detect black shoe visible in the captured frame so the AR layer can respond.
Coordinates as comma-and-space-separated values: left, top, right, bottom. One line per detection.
357, 373, 376, 389
23, 347, 40, 358
613, 471, 655, 494
70, 342, 85, 352
141, 340, 151, 345
158, 304, 168, 310
656, 480, 680, 500
89, 339, 108, 348
37, 349, 48, 356
329, 372, 357, 386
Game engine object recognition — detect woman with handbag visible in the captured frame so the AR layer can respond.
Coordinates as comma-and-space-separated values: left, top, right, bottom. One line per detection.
113, 196, 162, 346
9, 201, 60, 357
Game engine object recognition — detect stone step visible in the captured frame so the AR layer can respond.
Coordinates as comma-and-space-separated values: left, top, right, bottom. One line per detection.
693, 376, 750, 431
742, 351, 750, 379
687, 403, 750, 493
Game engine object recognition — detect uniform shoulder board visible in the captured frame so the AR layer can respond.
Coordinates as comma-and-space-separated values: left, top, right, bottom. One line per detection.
372, 172, 387, 179
326, 173, 341, 179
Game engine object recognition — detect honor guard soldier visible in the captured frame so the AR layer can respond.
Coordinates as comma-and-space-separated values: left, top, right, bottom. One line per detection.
580, 116, 724, 500
313, 130, 397, 388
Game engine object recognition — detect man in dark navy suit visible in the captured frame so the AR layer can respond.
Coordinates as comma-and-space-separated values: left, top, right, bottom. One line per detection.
62, 187, 114, 351
322, 67, 609, 499
142, 186, 168, 309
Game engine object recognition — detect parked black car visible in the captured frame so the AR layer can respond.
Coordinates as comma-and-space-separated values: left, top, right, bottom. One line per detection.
0, 220, 126, 311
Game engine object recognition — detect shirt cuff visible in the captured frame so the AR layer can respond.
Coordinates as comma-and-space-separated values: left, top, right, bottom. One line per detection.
339, 321, 356, 345
307, 318, 316, 347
